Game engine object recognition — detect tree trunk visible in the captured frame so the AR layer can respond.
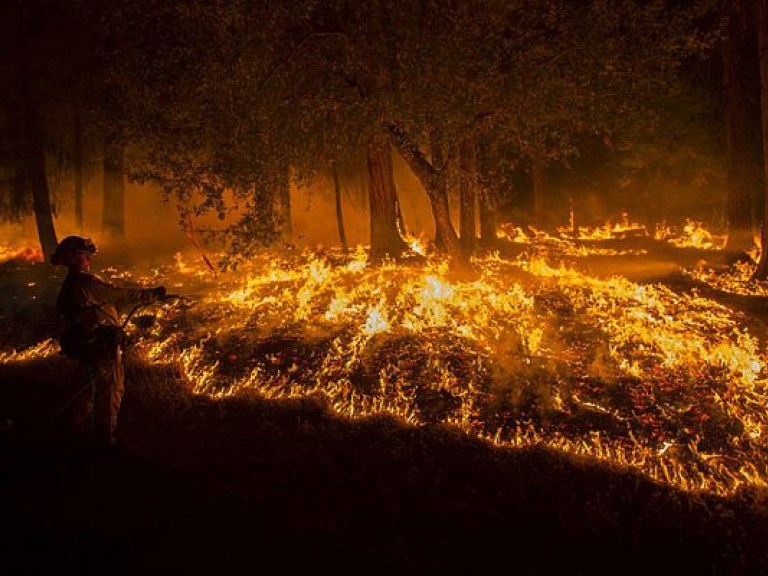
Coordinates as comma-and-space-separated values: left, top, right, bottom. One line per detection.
478, 143, 498, 247
27, 113, 58, 259
724, 0, 757, 254
73, 106, 84, 234
395, 198, 406, 237
532, 157, 546, 229
277, 161, 292, 243
367, 136, 407, 262
428, 179, 467, 264
433, 180, 451, 251
387, 122, 475, 274
16, 3, 57, 258
750, 0, 768, 279
459, 138, 478, 252
332, 161, 348, 253
102, 130, 125, 239
430, 129, 449, 251
569, 194, 578, 233
479, 191, 498, 246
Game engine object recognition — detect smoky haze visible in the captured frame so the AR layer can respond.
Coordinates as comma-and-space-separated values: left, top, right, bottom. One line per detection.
1, 147, 731, 269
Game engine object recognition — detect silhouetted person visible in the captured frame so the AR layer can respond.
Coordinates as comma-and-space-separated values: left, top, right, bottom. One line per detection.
50, 236, 166, 453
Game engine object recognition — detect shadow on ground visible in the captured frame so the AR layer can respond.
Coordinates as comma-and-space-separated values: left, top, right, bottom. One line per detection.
1, 353, 767, 576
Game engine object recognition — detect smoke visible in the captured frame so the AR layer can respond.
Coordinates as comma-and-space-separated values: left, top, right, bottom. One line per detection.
289, 154, 440, 249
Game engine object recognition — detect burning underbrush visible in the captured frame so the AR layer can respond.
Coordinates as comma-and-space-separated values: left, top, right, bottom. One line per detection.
0, 243, 44, 264
2, 222, 768, 496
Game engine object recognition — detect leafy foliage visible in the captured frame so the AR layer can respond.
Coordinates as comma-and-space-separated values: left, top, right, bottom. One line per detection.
0, 0, 730, 260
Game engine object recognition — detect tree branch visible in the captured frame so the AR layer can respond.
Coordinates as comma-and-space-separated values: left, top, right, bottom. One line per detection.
384, 121, 438, 187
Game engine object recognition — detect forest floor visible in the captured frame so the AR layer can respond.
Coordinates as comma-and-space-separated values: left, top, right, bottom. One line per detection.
1, 241, 768, 576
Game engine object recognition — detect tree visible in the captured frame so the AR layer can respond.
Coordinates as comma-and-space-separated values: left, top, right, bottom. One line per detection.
0, 1, 60, 258
380, 0, 705, 255
723, 0, 759, 253
531, 158, 547, 229
86, 0, 708, 272
277, 161, 292, 243
367, 136, 407, 260
72, 106, 84, 234
750, 0, 768, 279
20, 32, 58, 258
459, 138, 479, 252
331, 160, 348, 253
0, 0, 108, 258
102, 129, 125, 239
477, 140, 501, 247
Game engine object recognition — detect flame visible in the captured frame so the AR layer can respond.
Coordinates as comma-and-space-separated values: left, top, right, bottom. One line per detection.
363, 306, 390, 335
0, 244, 44, 263
562, 214, 648, 241
497, 225, 531, 243
653, 219, 727, 249
404, 233, 428, 256
4, 222, 768, 496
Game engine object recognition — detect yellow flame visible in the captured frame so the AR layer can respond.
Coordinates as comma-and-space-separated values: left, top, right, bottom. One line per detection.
6, 223, 768, 496
363, 307, 390, 335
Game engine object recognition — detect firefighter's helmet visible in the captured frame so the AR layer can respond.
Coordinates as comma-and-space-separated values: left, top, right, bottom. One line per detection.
50, 236, 97, 265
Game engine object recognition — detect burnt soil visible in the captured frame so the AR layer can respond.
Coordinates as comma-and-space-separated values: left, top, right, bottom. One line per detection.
2, 249, 768, 576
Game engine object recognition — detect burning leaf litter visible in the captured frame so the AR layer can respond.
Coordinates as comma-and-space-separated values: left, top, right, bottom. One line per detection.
2, 223, 767, 496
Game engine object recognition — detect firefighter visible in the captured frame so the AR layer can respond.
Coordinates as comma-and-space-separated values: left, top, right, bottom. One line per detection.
50, 236, 166, 453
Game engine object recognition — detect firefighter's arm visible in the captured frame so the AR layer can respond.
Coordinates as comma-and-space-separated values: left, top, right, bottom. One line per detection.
88, 275, 167, 306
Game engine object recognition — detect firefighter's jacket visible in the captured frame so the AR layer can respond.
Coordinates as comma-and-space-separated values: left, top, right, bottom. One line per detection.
56, 271, 161, 361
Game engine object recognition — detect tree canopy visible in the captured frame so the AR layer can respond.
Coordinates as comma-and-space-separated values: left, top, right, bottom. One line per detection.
1, 0, 753, 267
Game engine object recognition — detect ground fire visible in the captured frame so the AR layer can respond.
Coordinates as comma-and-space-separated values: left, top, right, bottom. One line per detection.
2, 220, 766, 497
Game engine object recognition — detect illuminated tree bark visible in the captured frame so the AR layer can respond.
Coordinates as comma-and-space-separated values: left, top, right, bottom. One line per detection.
479, 191, 498, 246
25, 102, 58, 259
73, 106, 84, 234
277, 162, 292, 243
102, 129, 125, 239
18, 7, 57, 259
724, 0, 757, 254
751, 0, 768, 279
532, 157, 546, 229
429, 128, 449, 252
332, 160, 348, 253
395, 198, 406, 238
459, 138, 478, 252
367, 136, 407, 262
387, 123, 474, 273
478, 143, 498, 247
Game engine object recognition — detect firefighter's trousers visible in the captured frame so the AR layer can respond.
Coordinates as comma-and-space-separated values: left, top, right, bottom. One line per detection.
71, 343, 124, 447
